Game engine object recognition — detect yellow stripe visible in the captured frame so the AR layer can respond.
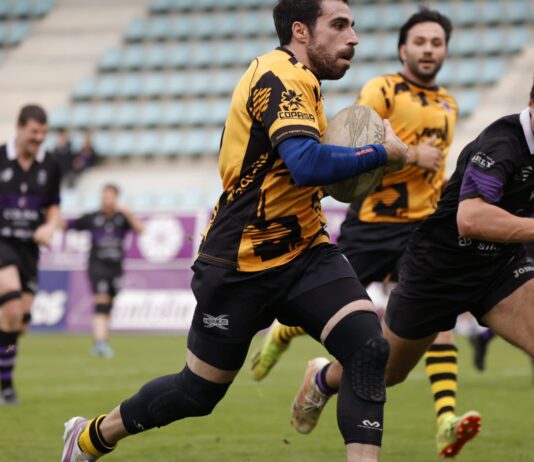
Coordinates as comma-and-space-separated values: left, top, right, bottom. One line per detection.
431, 380, 458, 394
426, 363, 458, 375
435, 396, 456, 409
78, 419, 104, 458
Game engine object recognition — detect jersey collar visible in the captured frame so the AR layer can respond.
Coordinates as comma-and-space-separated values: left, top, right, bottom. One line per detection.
519, 107, 534, 155
7, 137, 47, 163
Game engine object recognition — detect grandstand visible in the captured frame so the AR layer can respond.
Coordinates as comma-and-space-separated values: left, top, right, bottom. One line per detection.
0, 0, 532, 210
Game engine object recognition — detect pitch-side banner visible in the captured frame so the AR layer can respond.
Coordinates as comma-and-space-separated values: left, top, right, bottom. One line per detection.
32, 208, 347, 332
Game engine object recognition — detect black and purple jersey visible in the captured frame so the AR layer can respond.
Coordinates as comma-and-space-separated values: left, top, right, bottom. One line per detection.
0, 141, 61, 243
68, 211, 132, 272
400, 109, 534, 283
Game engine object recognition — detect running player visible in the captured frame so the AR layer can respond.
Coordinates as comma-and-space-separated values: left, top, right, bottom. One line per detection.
0, 104, 61, 404
251, 8, 479, 458
65, 184, 144, 358
61, 1, 407, 461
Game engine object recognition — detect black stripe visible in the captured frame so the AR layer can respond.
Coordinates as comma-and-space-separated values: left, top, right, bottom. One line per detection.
437, 406, 455, 417
427, 344, 458, 352
429, 373, 457, 383
89, 418, 113, 454
425, 356, 458, 365
434, 390, 456, 400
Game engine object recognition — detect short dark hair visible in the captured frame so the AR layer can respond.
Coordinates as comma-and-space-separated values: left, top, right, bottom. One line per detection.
273, 0, 349, 46
103, 183, 120, 195
398, 7, 453, 59
17, 104, 47, 126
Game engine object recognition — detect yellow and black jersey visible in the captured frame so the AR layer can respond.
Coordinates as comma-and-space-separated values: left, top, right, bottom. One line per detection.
197, 48, 330, 271
355, 72, 458, 222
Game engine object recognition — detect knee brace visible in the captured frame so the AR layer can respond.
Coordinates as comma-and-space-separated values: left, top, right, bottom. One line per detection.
95, 303, 112, 315
0, 290, 22, 307
324, 311, 390, 446
120, 366, 231, 434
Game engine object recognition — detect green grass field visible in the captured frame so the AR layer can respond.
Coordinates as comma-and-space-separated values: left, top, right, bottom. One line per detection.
1, 333, 533, 461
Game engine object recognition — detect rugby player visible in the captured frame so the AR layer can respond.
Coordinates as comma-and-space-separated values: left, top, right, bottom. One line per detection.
0, 104, 61, 404
251, 9, 480, 458
65, 184, 143, 358
60, 1, 407, 460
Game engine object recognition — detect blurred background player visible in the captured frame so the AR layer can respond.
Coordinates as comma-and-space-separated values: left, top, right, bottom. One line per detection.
250, 8, 481, 458
60, 0, 408, 460
0, 104, 61, 404
65, 184, 143, 358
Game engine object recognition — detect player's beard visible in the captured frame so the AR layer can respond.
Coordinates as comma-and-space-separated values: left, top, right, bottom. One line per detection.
406, 55, 444, 84
306, 37, 353, 80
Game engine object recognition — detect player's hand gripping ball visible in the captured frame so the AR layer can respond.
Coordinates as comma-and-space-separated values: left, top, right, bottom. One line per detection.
323, 104, 385, 203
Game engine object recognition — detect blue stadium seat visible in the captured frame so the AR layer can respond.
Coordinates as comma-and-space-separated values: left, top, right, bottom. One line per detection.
11, 0, 32, 18
95, 75, 120, 100
139, 102, 162, 127
481, 28, 505, 54
164, 73, 188, 97
49, 106, 70, 129
453, 60, 478, 86
118, 74, 142, 99
183, 129, 208, 156
456, 89, 480, 118
167, 43, 189, 68
71, 105, 92, 129
449, 29, 478, 56
356, 34, 379, 60
480, 58, 505, 85
123, 45, 144, 70
155, 191, 179, 211
141, 73, 166, 98
112, 132, 137, 157
73, 76, 97, 101
205, 99, 229, 125
453, 2, 482, 26
98, 47, 122, 71
92, 103, 116, 128
92, 131, 113, 155
0, 3, 9, 19
0, 23, 6, 45
210, 69, 242, 95
137, 131, 160, 156
168, 15, 193, 40
116, 103, 138, 128
143, 45, 167, 69
163, 101, 187, 126
161, 131, 185, 156
32, 0, 55, 18
188, 72, 212, 96
60, 190, 81, 214
147, 16, 172, 41
190, 42, 213, 67
150, 0, 173, 14
507, 27, 529, 53
480, 1, 506, 24
353, 4, 380, 31
6, 21, 30, 45
125, 18, 146, 42
186, 100, 208, 126
506, 0, 531, 22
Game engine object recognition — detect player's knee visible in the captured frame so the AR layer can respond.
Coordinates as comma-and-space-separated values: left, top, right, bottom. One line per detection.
120, 366, 231, 434
0, 290, 23, 327
384, 366, 409, 387
95, 303, 112, 315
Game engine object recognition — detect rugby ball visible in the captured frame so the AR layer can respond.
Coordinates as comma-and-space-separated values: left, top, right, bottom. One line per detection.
323, 104, 385, 203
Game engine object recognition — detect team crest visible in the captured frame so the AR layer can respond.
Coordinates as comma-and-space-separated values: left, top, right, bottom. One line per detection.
1, 168, 13, 182
280, 89, 304, 111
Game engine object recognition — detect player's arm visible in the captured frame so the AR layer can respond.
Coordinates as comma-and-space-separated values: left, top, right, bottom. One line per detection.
277, 119, 406, 186
117, 203, 144, 234
458, 198, 534, 243
34, 204, 61, 246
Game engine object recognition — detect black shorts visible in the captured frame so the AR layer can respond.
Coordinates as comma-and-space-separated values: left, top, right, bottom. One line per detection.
0, 238, 39, 294
385, 252, 534, 339
188, 243, 370, 370
337, 215, 420, 285
88, 263, 122, 298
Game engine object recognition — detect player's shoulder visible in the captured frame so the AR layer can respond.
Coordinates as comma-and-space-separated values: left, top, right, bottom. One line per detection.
362, 73, 400, 90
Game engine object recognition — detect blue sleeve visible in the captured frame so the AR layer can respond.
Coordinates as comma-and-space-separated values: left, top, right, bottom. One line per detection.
277, 136, 387, 186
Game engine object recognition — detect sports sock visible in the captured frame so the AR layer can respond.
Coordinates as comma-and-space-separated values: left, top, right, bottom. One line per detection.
275, 325, 306, 344
78, 415, 116, 458
0, 331, 20, 391
315, 363, 337, 396
424, 344, 458, 423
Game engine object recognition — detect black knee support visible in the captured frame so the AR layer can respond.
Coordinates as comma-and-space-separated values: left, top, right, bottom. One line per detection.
120, 366, 231, 434
95, 303, 112, 315
324, 311, 389, 446
0, 290, 22, 307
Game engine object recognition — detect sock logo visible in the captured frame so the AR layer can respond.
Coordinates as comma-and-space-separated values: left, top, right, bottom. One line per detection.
358, 420, 383, 432
202, 314, 229, 330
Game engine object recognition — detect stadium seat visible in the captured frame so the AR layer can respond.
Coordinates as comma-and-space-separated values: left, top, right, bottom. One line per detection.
456, 89, 480, 117
164, 73, 188, 97
137, 131, 160, 156
112, 132, 137, 157
72, 76, 97, 101
205, 99, 229, 125
49, 106, 70, 129
95, 75, 120, 100
71, 105, 92, 129
187, 100, 208, 126
6, 21, 30, 45
163, 101, 187, 126
139, 102, 162, 127
146, 16, 172, 41
32, 0, 55, 18
507, 26, 529, 53
116, 103, 138, 128
161, 131, 185, 156
92, 131, 114, 156
480, 58, 505, 85
98, 47, 122, 71
480, 1, 506, 24
150, 0, 173, 14
11, 0, 32, 19
143, 45, 167, 69
92, 103, 116, 128
506, 0, 531, 22
352, 4, 380, 31
125, 18, 146, 42
118, 74, 142, 99
141, 73, 166, 98
123, 45, 144, 70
